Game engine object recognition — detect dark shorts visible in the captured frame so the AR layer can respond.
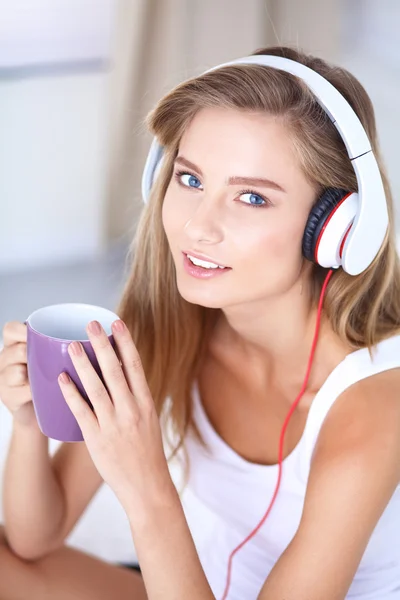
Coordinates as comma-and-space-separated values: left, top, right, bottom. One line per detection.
119, 562, 142, 575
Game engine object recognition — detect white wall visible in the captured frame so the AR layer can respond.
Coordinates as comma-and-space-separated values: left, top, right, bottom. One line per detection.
0, 70, 111, 274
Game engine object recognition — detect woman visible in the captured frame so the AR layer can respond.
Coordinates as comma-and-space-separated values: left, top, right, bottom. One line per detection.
1, 45, 400, 600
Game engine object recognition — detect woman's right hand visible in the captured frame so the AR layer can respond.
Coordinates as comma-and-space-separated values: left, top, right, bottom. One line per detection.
0, 321, 37, 426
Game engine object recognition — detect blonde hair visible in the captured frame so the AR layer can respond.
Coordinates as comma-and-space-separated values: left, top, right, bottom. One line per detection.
115, 45, 400, 482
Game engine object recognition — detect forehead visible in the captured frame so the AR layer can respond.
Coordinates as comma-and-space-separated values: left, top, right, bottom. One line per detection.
178, 107, 303, 185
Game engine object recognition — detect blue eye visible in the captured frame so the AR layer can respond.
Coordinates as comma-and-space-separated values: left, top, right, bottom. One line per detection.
175, 171, 203, 189
240, 192, 266, 207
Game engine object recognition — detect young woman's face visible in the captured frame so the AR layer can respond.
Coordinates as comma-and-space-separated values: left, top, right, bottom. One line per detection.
162, 107, 318, 309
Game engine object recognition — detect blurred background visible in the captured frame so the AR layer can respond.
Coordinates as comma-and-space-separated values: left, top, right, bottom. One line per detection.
1, 0, 399, 566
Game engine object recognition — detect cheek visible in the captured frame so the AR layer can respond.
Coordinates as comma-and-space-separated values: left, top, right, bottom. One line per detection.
240, 219, 305, 274
162, 189, 194, 249
270, 222, 303, 260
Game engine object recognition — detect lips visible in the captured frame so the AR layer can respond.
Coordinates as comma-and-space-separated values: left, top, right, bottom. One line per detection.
182, 252, 231, 279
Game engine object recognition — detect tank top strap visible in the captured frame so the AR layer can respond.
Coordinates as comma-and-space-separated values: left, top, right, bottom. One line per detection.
301, 333, 400, 480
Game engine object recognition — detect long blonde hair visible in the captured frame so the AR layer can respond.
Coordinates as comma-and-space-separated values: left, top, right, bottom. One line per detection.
115, 45, 400, 477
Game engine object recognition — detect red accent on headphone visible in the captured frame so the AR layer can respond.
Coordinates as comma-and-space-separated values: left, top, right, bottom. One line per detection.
314, 192, 353, 263
339, 223, 353, 259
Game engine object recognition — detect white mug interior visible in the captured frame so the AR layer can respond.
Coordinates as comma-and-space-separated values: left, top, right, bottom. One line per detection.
26, 303, 120, 341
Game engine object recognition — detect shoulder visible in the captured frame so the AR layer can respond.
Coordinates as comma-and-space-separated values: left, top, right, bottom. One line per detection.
313, 365, 400, 477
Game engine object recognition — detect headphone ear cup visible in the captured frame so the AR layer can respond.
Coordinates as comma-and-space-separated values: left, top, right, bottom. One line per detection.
302, 188, 354, 265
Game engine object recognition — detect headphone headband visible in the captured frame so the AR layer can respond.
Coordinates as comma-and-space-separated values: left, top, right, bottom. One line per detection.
142, 55, 388, 275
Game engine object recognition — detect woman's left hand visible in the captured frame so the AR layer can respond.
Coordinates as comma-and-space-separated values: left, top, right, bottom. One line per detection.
58, 319, 176, 516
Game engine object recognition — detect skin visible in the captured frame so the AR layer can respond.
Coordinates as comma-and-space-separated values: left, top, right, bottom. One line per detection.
0, 524, 147, 600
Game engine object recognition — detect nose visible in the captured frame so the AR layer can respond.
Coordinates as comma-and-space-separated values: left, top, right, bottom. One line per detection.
183, 195, 224, 244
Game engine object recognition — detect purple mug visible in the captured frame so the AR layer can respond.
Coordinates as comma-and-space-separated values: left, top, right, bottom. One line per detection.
25, 303, 120, 442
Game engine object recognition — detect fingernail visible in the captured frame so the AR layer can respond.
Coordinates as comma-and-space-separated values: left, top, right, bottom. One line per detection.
69, 341, 83, 356
88, 320, 102, 335
112, 320, 126, 333
59, 372, 70, 384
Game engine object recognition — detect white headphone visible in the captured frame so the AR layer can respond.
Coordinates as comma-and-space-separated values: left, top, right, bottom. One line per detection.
141, 55, 388, 276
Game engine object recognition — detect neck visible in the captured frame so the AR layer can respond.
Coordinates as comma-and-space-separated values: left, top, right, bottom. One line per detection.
214, 282, 350, 395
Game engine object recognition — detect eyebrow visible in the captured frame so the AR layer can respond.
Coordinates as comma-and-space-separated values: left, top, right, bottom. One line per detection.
174, 156, 287, 193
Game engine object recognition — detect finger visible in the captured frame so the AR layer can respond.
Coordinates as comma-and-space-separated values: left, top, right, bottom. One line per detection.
3, 322, 27, 346
67, 341, 114, 426
0, 343, 27, 371
85, 321, 133, 411
110, 320, 152, 409
3, 363, 28, 387
0, 383, 32, 408
58, 372, 98, 437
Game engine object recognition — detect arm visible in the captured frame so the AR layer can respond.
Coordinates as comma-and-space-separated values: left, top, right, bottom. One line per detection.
3, 420, 103, 560
128, 489, 215, 600
3, 420, 63, 557
1, 320, 104, 560
257, 368, 400, 600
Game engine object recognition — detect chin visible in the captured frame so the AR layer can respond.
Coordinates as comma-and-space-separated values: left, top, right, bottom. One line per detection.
176, 281, 226, 309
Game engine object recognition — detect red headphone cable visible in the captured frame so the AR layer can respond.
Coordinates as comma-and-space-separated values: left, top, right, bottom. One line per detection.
221, 268, 334, 599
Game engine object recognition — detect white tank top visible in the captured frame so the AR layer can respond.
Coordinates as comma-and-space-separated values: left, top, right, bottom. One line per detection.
176, 334, 400, 600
